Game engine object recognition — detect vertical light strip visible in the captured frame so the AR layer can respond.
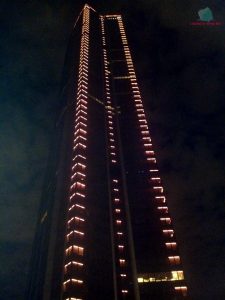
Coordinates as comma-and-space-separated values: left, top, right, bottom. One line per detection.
116, 15, 187, 291
63, 5, 90, 298
101, 15, 131, 297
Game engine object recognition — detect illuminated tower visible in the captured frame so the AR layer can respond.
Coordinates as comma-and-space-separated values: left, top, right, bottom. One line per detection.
27, 4, 188, 300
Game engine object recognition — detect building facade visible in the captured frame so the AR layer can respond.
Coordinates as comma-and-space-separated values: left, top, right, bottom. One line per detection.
27, 4, 188, 300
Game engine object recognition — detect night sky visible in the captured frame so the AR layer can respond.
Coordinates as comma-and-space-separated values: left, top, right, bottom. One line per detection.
1, 0, 225, 299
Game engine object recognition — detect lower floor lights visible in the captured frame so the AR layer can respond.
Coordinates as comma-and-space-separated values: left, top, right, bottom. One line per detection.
137, 270, 184, 283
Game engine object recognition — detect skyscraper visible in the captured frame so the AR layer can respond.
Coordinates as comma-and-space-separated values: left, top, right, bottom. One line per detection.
27, 4, 188, 300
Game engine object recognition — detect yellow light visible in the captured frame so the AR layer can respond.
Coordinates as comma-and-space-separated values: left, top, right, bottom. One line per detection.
137, 270, 185, 284
172, 271, 184, 280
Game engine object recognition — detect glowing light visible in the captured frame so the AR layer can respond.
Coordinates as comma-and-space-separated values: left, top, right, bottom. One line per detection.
165, 242, 177, 249
168, 256, 180, 264
160, 217, 171, 224
157, 206, 168, 212
174, 286, 188, 296
153, 186, 164, 193
63, 278, 83, 285
137, 270, 184, 283
163, 229, 174, 237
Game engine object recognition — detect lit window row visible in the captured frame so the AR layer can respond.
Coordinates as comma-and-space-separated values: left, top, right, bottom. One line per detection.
137, 270, 184, 283
117, 18, 163, 177
102, 16, 130, 295
64, 6, 90, 297
116, 14, 186, 292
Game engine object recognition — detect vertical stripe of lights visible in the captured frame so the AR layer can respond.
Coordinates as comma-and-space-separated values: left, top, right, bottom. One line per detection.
63, 5, 90, 298
116, 15, 187, 292
101, 15, 130, 297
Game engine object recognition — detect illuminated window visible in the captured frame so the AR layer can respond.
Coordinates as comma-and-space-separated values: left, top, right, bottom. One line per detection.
146, 150, 154, 155
117, 232, 123, 235
70, 192, 85, 200
168, 256, 180, 265
63, 278, 83, 287
119, 259, 126, 267
66, 245, 84, 256
160, 217, 171, 224
151, 177, 160, 181
137, 270, 184, 283
165, 242, 177, 250
65, 298, 83, 300
71, 171, 86, 180
163, 229, 174, 237
64, 261, 84, 273
155, 195, 166, 203
70, 181, 85, 190
174, 286, 187, 296
118, 245, 124, 251
153, 186, 163, 193
66, 230, 84, 241
147, 157, 156, 163
157, 206, 168, 213
172, 270, 184, 280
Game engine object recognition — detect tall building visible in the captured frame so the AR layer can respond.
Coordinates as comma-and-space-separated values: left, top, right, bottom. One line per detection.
27, 4, 188, 300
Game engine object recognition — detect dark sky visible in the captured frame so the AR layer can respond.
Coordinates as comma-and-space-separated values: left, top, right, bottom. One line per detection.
1, 0, 225, 299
